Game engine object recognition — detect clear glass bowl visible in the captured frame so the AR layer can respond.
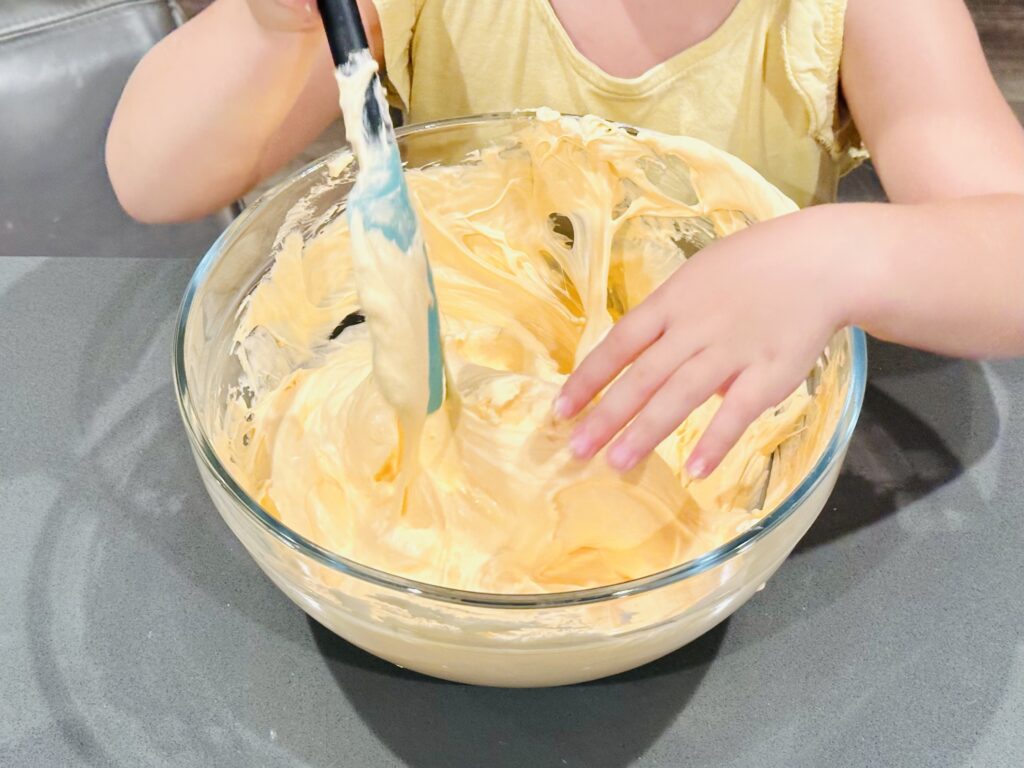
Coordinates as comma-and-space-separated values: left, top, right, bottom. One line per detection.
174, 113, 867, 687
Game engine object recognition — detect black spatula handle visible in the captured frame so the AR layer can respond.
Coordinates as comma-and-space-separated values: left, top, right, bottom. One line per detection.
316, 0, 384, 136
317, 0, 369, 64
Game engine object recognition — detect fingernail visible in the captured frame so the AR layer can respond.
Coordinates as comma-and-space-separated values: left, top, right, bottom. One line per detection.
688, 456, 709, 479
608, 442, 638, 472
553, 395, 572, 420
569, 430, 593, 458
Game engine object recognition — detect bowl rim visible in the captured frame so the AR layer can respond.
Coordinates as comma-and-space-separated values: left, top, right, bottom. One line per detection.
173, 111, 868, 609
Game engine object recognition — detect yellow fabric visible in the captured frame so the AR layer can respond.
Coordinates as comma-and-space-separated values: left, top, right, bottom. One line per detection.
372, 0, 865, 208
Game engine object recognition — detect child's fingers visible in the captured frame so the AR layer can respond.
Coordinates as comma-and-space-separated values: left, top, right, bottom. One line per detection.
715, 372, 739, 398
568, 332, 696, 459
686, 364, 793, 477
556, 308, 665, 419
606, 350, 735, 472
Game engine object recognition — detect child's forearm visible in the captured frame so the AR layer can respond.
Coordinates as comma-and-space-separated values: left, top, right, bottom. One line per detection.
825, 195, 1024, 358
106, 0, 328, 223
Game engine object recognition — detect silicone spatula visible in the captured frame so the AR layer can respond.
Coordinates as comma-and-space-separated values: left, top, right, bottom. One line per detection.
317, 0, 445, 414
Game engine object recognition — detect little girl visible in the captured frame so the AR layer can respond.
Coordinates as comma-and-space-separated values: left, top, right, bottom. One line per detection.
107, 0, 1024, 477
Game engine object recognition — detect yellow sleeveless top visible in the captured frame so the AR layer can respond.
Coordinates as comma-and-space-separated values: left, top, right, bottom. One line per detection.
371, 0, 865, 208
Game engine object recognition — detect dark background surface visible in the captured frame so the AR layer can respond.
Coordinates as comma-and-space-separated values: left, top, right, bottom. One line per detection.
2, 259, 1021, 767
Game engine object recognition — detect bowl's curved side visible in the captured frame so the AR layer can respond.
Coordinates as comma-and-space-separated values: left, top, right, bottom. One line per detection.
186, 428, 848, 686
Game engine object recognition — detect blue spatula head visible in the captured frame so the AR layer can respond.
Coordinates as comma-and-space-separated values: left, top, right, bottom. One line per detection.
318, 0, 444, 414
344, 83, 446, 414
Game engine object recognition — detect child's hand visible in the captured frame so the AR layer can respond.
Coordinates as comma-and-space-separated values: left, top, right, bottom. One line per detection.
245, 0, 320, 33
555, 209, 850, 478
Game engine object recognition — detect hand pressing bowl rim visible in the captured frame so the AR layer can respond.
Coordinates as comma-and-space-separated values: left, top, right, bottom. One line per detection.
174, 111, 867, 687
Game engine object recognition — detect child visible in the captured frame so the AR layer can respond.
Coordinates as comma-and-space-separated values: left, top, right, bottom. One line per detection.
107, 0, 1024, 477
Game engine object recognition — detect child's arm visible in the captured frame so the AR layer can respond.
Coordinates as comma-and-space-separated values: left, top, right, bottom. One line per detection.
834, 0, 1024, 355
105, 0, 382, 223
557, 0, 1024, 476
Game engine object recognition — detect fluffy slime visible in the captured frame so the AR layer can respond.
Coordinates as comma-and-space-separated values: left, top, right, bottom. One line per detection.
220, 110, 840, 594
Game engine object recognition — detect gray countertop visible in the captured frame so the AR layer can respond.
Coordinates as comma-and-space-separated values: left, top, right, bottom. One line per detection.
1, 253, 1022, 768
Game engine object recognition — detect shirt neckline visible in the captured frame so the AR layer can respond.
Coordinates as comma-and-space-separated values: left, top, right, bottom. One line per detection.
531, 0, 760, 98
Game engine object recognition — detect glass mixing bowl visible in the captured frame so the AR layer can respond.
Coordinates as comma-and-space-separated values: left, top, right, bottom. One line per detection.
174, 113, 867, 687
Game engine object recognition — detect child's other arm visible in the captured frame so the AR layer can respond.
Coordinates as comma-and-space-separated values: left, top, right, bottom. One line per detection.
837, 0, 1024, 357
